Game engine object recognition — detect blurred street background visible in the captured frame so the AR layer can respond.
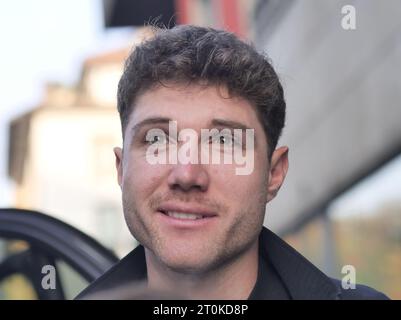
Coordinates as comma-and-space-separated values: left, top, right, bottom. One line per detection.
0, 0, 400, 299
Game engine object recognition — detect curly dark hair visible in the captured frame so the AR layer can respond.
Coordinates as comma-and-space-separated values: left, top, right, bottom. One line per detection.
117, 25, 286, 158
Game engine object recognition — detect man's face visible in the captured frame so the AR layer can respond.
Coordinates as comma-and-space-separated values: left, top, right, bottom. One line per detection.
114, 84, 288, 273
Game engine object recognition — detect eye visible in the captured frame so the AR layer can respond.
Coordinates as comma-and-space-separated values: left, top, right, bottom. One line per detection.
211, 133, 234, 146
219, 135, 231, 145
145, 130, 167, 145
150, 135, 165, 144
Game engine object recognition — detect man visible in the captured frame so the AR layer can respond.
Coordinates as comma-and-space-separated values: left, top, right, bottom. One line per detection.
76, 25, 388, 300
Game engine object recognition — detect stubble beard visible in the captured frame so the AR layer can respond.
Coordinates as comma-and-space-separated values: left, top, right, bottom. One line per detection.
121, 186, 267, 275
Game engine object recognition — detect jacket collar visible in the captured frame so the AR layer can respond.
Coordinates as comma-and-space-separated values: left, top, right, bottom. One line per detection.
77, 227, 341, 299
259, 227, 341, 299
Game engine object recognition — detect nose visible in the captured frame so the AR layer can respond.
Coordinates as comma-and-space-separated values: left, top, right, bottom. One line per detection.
167, 163, 210, 192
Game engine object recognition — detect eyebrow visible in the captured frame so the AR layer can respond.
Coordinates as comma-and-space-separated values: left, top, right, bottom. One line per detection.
210, 119, 253, 131
131, 117, 252, 133
130, 117, 172, 136
210, 118, 257, 147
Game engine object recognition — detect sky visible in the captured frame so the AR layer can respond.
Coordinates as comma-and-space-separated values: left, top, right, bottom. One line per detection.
0, 0, 400, 219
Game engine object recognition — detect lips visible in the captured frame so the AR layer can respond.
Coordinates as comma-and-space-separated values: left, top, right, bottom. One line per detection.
165, 211, 204, 220
158, 203, 218, 221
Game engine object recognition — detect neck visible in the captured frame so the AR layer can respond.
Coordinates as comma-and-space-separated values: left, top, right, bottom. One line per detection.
145, 241, 259, 300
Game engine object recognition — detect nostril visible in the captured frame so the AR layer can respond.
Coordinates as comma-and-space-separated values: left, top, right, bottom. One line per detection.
171, 183, 205, 193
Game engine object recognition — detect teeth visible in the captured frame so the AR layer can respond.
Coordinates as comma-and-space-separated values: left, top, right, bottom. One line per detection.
167, 211, 204, 220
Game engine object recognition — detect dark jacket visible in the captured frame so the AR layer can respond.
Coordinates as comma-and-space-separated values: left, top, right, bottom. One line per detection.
76, 227, 389, 300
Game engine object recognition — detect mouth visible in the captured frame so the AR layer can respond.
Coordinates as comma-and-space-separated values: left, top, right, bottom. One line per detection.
157, 203, 218, 225
159, 210, 214, 220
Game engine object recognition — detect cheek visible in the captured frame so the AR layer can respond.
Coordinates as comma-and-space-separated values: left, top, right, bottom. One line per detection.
122, 155, 168, 200
212, 162, 268, 204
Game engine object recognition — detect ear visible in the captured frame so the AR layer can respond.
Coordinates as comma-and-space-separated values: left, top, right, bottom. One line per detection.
113, 147, 123, 188
266, 146, 289, 203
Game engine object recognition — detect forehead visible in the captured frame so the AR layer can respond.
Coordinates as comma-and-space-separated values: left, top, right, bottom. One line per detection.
128, 84, 263, 131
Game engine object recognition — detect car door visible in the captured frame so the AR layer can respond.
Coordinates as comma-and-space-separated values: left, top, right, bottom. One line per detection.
0, 208, 118, 300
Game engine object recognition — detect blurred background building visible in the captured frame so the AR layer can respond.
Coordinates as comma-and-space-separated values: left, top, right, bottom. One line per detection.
8, 49, 131, 257
0, 0, 400, 299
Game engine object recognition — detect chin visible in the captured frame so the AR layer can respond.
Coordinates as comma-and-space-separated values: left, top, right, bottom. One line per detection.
159, 253, 216, 274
